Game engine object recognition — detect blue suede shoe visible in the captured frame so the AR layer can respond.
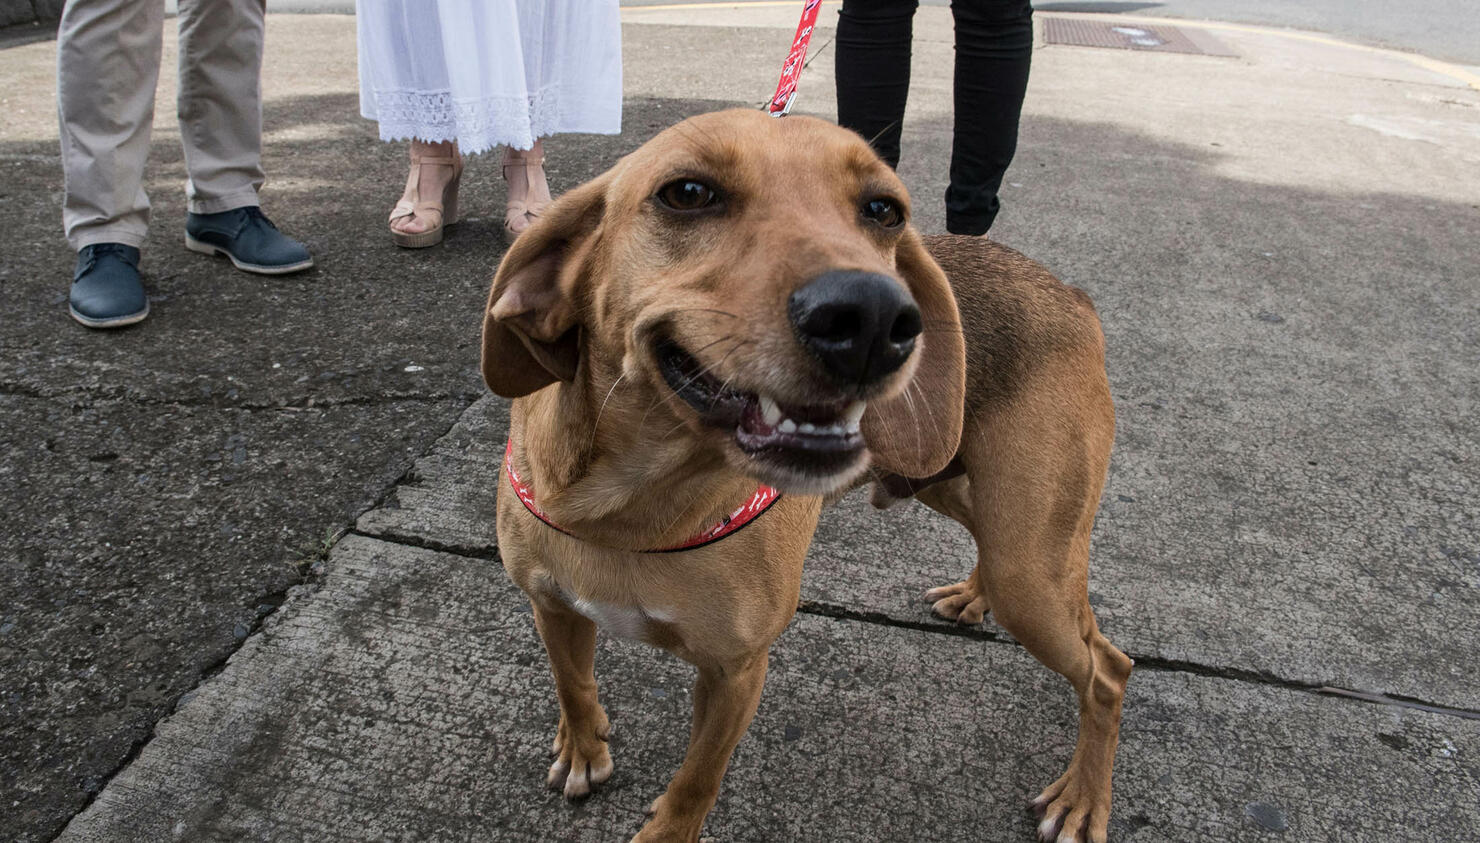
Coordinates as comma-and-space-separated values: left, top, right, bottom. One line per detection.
69, 243, 149, 329
185, 206, 314, 275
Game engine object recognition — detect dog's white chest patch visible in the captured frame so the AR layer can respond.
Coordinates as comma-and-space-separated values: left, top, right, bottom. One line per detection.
570, 597, 660, 640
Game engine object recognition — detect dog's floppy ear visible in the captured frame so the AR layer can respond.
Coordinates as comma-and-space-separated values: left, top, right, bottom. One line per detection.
481, 174, 610, 398
861, 229, 967, 477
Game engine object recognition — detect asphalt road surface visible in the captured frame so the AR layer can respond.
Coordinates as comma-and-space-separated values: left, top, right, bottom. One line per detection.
261, 0, 1480, 66
1027, 0, 1480, 66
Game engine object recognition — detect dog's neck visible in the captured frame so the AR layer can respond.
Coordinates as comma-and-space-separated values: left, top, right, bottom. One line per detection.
509, 358, 762, 551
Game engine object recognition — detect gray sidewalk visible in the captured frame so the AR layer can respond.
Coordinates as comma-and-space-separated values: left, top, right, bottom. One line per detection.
5, 6, 1480, 841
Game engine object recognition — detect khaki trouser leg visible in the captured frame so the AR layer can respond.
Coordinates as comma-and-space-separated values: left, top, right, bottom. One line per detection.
177, 0, 267, 214
57, 0, 163, 251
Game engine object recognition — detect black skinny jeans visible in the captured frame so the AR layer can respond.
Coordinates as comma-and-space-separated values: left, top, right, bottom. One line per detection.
835, 0, 1033, 235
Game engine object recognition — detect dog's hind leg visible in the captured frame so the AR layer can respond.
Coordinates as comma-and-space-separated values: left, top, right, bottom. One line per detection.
915, 475, 992, 625
956, 355, 1132, 843
633, 652, 769, 842
532, 602, 614, 800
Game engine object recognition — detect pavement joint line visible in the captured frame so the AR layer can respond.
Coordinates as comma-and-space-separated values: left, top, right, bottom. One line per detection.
0, 384, 482, 411
321, 513, 1480, 726
796, 600, 1480, 722
345, 528, 500, 563
620, 1, 1480, 92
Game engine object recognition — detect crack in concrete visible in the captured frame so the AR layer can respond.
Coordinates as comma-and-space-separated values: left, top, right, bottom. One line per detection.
796, 599, 1480, 722
39, 404, 479, 842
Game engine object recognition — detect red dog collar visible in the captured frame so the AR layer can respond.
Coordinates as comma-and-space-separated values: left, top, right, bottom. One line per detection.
504, 439, 781, 553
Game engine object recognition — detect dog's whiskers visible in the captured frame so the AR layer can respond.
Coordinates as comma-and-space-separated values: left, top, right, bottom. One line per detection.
709, 340, 755, 403
589, 373, 629, 450
638, 337, 747, 427
649, 341, 744, 439
669, 336, 740, 396
900, 384, 924, 458
867, 119, 902, 151
905, 378, 947, 457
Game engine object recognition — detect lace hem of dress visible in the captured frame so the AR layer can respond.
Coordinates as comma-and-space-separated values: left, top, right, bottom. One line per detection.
368, 86, 619, 154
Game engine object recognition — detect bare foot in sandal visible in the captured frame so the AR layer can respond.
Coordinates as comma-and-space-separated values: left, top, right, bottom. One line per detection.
503, 140, 553, 238
390, 139, 463, 248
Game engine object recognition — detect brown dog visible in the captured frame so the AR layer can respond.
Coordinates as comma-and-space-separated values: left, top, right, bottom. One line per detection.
481, 109, 1132, 843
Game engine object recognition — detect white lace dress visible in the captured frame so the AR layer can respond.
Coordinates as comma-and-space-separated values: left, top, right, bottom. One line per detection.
356, 0, 622, 154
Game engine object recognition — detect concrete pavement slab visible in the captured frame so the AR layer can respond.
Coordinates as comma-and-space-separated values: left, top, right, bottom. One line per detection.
57, 534, 1480, 841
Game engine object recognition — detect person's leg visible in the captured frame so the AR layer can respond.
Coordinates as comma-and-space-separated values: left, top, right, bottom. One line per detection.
57, 0, 160, 327
834, 0, 919, 168
176, 0, 266, 215
946, 0, 1033, 235
177, 0, 312, 273
57, 0, 164, 251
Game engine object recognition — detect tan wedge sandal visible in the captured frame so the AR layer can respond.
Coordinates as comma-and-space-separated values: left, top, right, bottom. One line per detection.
389, 142, 463, 248
502, 149, 551, 239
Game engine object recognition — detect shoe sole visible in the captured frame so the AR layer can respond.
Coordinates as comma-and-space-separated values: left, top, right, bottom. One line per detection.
69, 302, 149, 329
391, 221, 452, 249
186, 235, 315, 275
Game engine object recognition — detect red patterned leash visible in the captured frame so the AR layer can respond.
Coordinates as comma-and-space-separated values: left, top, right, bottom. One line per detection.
768, 0, 824, 117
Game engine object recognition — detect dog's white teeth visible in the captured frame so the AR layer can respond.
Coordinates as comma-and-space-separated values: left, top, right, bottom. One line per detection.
760, 400, 864, 437
760, 395, 783, 427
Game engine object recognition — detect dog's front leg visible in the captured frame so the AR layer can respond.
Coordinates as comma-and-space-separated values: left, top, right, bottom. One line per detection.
532, 602, 614, 799
632, 652, 769, 842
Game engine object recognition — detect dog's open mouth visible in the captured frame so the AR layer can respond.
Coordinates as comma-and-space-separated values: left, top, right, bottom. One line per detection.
656, 339, 866, 477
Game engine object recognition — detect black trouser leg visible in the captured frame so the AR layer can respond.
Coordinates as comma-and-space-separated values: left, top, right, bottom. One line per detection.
946, 0, 1034, 235
835, 0, 920, 168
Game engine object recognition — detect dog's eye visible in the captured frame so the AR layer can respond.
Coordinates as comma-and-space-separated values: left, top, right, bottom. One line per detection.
656, 179, 719, 212
862, 198, 905, 228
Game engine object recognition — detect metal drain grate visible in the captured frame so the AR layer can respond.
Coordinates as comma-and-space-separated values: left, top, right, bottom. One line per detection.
1042, 18, 1238, 57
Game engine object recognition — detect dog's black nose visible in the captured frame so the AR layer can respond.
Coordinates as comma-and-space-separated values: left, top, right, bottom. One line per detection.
788, 270, 922, 387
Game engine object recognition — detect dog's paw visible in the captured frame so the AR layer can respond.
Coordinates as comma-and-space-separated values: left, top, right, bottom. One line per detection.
546, 711, 613, 800
631, 794, 705, 842
924, 579, 989, 625
1030, 770, 1110, 843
